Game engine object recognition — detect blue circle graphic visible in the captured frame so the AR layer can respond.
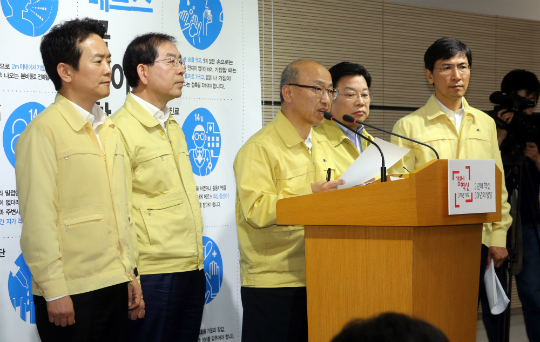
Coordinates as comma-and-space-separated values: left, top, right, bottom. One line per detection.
8, 253, 36, 324
182, 107, 221, 176
3, 102, 44, 168
1, 0, 58, 37
203, 236, 223, 305
178, 0, 223, 50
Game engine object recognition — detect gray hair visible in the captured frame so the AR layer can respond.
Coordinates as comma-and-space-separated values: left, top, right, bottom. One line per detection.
280, 61, 300, 102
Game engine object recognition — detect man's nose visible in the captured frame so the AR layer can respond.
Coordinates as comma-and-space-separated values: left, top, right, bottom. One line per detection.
451, 67, 462, 80
320, 91, 331, 104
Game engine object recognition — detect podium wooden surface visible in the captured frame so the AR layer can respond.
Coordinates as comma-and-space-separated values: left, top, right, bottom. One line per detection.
276, 160, 502, 342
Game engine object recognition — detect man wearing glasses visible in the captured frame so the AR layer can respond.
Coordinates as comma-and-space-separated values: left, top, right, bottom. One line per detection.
315, 62, 375, 175
389, 37, 512, 342
234, 59, 344, 342
111, 33, 205, 342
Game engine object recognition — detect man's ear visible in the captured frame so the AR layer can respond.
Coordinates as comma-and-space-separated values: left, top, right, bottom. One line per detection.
425, 69, 434, 86
282, 85, 293, 104
57, 63, 73, 85
137, 64, 149, 86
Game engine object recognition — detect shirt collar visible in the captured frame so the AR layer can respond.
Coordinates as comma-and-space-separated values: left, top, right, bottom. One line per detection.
425, 94, 477, 121
130, 93, 170, 125
66, 98, 106, 129
434, 95, 465, 118
337, 121, 363, 148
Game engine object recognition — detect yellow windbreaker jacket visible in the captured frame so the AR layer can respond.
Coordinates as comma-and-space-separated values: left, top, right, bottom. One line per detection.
16, 94, 135, 299
111, 94, 203, 275
234, 110, 339, 288
389, 95, 512, 247
315, 119, 374, 176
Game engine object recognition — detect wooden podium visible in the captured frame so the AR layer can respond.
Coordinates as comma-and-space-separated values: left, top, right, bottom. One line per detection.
276, 160, 502, 342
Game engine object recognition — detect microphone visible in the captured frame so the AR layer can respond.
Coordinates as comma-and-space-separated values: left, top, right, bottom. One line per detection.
342, 114, 440, 160
323, 112, 387, 182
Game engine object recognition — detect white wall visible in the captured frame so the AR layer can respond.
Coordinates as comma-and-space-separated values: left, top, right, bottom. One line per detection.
387, 0, 540, 21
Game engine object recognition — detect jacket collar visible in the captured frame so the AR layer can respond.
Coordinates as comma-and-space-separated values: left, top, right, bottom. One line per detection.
273, 110, 306, 148
425, 94, 477, 121
320, 119, 349, 147
123, 93, 164, 128
55, 93, 90, 132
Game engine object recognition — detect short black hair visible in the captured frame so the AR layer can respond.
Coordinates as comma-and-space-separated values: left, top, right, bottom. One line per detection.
123, 33, 177, 88
329, 62, 372, 89
40, 18, 107, 91
331, 313, 449, 342
424, 37, 472, 72
501, 69, 540, 103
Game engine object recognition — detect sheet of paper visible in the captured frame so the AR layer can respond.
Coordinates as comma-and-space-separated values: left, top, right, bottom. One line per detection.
338, 137, 410, 189
484, 259, 510, 315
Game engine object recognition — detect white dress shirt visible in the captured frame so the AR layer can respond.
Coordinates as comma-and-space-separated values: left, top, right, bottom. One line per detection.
67, 99, 107, 148
131, 93, 170, 134
304, 128, 313, 155
434, 95, 465, 134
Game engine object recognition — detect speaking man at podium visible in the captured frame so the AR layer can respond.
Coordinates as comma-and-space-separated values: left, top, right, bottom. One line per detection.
234, 59, 344, 342
314, 62, 374, 175
388, 37, 512, 342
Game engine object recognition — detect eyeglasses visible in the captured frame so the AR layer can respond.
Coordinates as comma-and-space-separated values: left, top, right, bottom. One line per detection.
154, 57, 186, 69
287, 84, 338, 100
337, 91, 372, 102
434, 64, 470, 75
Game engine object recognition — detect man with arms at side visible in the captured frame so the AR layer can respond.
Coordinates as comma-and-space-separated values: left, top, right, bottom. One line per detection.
496, 69, 540, 341
315, 62, 374, 175
15, 18, 142, 342
112, 33, 205, 342
388, 37, 512, 342
234, 59, 344, 342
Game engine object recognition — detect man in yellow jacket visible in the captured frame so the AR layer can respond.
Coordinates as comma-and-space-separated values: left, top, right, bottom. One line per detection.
234, 59, 345, 342
315, 62, 374, 176
111, 33, 204, 342
388, 38, 512, 342
15, 18, 142, 342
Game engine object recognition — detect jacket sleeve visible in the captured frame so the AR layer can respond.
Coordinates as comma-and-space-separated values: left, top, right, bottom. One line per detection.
15, 124, 68, 299
233, 142, 312, 229
118, 132, 139, 269
388, 119, 416, 175
489, 120, 512, 247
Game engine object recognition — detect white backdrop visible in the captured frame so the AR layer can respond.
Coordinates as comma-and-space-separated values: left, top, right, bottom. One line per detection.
0, 1, 262, 341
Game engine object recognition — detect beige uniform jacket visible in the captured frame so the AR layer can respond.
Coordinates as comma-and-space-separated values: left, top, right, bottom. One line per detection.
389, 95, 512, 247
234, 110, 339, 288
315, 119, 374, 176
16, 94, 134, 299
111, 94, 203, 275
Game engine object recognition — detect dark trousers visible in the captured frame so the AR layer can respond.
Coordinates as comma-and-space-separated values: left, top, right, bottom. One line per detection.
515, 224, 540, 342
128, 270, 206, 342
34, 282, 128, 342
479, 244, 506, 342
241, 286, 308, 342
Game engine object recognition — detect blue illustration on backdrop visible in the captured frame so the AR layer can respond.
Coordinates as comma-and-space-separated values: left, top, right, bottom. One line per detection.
182, 107, 221, 176
1, 0, 58, 37
3, 102, 44, 168
178, 0, 223, 50
8, 254, 36, 323
88, 0, 153, 13
203, 236, 223, 304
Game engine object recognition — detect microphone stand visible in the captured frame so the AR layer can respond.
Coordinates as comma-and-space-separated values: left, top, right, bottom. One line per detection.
323, 112, 387, 182
342, 114, 440, 160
